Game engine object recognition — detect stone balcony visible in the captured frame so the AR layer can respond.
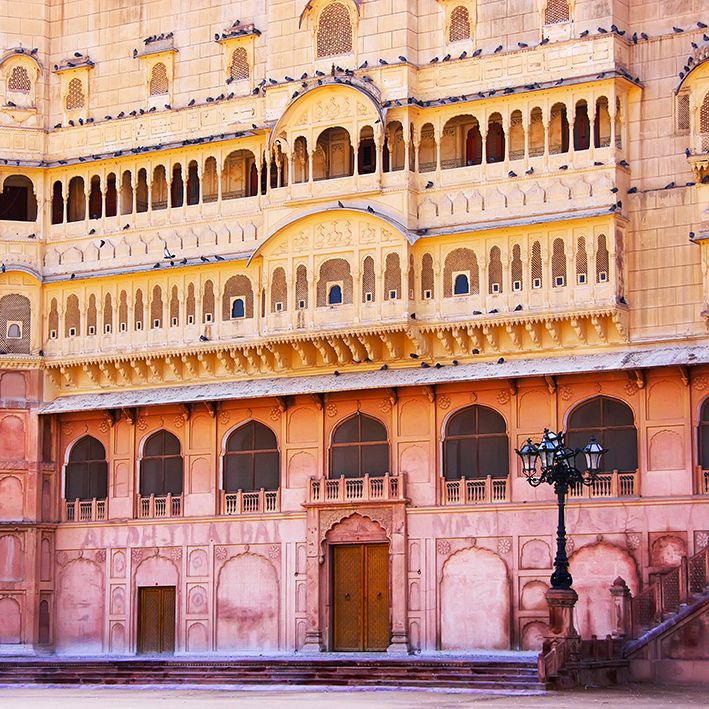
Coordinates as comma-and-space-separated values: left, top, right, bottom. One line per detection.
137, 494, 182, 518
440, 476, 509, 505
64, 497, 107, 522
307, 474, 405, 505
220, 489, 279, 515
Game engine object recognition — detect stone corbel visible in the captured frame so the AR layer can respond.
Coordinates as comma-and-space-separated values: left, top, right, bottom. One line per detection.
165, 355, 182, 378
203, 401, 218, 418
268, 343, 289, 370
326, 337, 350, 364
451, 326, 468, 352
105, 409, 118, 428
121, 407, 137, 425
505, 323, 521, 350
570, 317, 586, 344
129, 358, 146, 380
344, 335, 368, 363
590, 315, 607, 343
678, 365, 690, 387
145, 358, 161, 380
436, 329, 455, 356
386, 387, 398, 406
82, 363, 100, 386
274, 396, 288, 413
179, 402, 192, 421
196, 352, 214, 375
180, 354, 198, 378
612, 311, 628, 340
631, 369, 645, 390
467, 326, 482, 351
59, 366, 74, 388
358, 335, 379, 362
292, 341, 316, 367
406, 327, 429, 357
525, 322, 541, 348
244, 347, 260, 372
310, 393, 325, 410
115, 361, 132, 383
508, 378, 518, 396
544, 375, 557, 394
255, 346, 272, 371
545, 320, 561, 347
422, 384, 436, 403
216, 350, 234, 373
312, 339, 336, 366
482, 325, 498, 351
380, 332, 401, 359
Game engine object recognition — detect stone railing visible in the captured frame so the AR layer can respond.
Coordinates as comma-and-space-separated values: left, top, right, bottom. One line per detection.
221, 489, 279, 515
631, 545, 709, 637
64, 498, 106, 522
567, 470, 637, 499
137, 494, 182, 518
308, 473, 405, 504
440, 476, 509, 505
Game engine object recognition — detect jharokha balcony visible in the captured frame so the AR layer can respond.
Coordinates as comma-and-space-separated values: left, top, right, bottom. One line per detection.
308, 474, 405, 505
64, 497, 107, 522
138, 493, 182, 518
221, 489, 280, 514
441, 476, 510, 505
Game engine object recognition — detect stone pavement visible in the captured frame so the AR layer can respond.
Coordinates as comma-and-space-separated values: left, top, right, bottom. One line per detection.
0, 684, 707, 708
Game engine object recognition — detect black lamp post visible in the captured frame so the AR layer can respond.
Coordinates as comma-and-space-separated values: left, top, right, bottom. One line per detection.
516, 429, 606, 590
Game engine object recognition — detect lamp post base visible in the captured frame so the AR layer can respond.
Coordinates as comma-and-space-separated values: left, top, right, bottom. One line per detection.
545, 587, 579, 639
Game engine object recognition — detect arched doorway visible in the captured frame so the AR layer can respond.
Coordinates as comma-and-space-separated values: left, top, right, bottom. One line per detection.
326, 513, 390, 651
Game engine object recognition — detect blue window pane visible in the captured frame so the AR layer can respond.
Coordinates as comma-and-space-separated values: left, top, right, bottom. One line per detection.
328, 284, 343, 304
454, 273, 469, 295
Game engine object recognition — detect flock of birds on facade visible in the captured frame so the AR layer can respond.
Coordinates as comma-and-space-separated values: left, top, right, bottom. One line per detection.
1, 21, 707, 335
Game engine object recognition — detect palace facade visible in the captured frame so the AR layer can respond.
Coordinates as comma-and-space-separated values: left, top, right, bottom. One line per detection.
0, 0, 708, 677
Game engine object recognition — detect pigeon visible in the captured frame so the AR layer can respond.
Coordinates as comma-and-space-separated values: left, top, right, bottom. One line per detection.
435, 363, 443, 369
430, 56, 439, 63
685, 148, 692, 158
632, 32, 638, 44
494, 45, 503, 53
123, 224, 130, 230
472, 348, 480, 355
1, 264, 4, 273
559, 164, 569, 170
379, 58, 388, 65
215, 255, 225, 261
665, 182, 675, 189
452, 360, 459, 366
153, 262, 161, 269
472, 48, 482, 57
580, 30, 589, 37
593, 161, 604, 166
540, 37, 549, 45
610, 187, 619, 193
699, 22, 708, 29
442, 54, 451, 61
598, 27, 608, 33
163, 247, 175, 259
673, 26, 684, 33
89, 228, 96, 235
619, 160, 629, 167
508, 171, 517, 178
497, 357, 505, 364
525, 167, 534, 175
399, 55, 407, 63
518, 42, 528, 48
180, 258, 188, 265
459, 51, 467, 59
337, 200, 344, 208
359, 60, 368, 69
690, 232, 696, 239
641, 33, 649, 40
425, 181, 433, 189
199, 335, 209, 342
70, 273, 76, 280
514, 304, 523, 311
367, 205, 375, 213
380, 364, 388, 371
200, 255, 209, 262
333, 370, 340, 376
99, 239, 105, 247
628, 187, 638, 194
420, 362, 430, 368
410, 313, 416, 320
489, 309, 499, 314
409, 353, 419, 359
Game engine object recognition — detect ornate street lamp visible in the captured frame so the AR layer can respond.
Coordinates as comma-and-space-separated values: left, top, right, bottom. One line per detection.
516, 429, 606, 590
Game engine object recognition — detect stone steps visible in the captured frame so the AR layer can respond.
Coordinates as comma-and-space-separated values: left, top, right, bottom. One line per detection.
0, 658, 546, 692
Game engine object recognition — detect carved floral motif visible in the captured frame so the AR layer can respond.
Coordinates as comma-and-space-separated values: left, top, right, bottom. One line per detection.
497, 389, 510, 405
215, 546, 228, 561
136, 417, 148, 431
695, 531, 709, 550
326, 403, 338, 418
694, 376, 708, 392
438, 394, 451, 410
559, 386, 573, 401
626, 533, 641, 551
437, 540, 451, 556
497, 537, 512, 555
270, 406, 282, 421
268, 544, 281, 560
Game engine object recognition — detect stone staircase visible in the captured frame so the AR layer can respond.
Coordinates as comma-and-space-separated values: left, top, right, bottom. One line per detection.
0, 656, 546, 692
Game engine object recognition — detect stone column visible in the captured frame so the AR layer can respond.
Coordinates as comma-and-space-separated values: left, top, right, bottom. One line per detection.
609, 576, 632, 638
545, 587, 579, 639
388, 503, 410, 653
301, 507, 324, 652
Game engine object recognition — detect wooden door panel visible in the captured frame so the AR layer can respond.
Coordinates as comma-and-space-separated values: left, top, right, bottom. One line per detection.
365, 544, 389, 651
332, 545, 364, 651
138, 586, 176, 654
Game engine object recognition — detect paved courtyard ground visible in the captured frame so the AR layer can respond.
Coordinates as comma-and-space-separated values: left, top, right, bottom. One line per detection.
0, 684, 706, 708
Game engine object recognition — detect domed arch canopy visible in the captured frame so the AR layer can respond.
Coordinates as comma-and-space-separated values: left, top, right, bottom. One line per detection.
298, 0, 361, 29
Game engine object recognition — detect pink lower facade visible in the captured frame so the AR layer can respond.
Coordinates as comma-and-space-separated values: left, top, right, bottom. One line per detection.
0, 363, 708, 682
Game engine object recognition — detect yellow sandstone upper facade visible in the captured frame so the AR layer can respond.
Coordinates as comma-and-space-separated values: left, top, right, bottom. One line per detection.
0, 0, 707, 396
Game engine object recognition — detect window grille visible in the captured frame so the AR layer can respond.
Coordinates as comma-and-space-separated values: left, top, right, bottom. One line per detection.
186, 283, 195, 323
421, 253, 434, 299
118, 291, 128, 331
8, 66, 31, 93
87, 294, 97, 335
596, 234, 609, 283
230, 47, 249, 81
675, 93, 690, 134
449, 6, 471, 43
488, 246, 502, 294
544, 0, 570, 25
362, 256, 375, 303
221, 275, 253, 319
134, 289, 144, 330
511, 244, 523, 290
202, 280, 215, 321
531, 241, 543, 288
551, 238, 566, 287
444, 248, 479, 296
317, 259, 352, 306
149, 62, 169, 96
701, 92, 709, 134
576, 237, 588, 283
64, 294, 80, 337
0, 294, 31, 353
65, 77, 85, 110
103, 294, 113, 333
271, 268, 288, 312
169, 286, 179, 326
295, 265, 308, 309
151, 286, 163, 328
384, 253, 401, 300
316, 2, 353, 58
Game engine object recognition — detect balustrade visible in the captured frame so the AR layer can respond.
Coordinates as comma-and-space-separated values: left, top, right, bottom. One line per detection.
221, 489, 280, 515
440, 476, 509, 505
137, 493, 182, 518
631, 545, 709, 637
308, 473, 404, 504
567, 470, 637, 499
64, 497, 106, 522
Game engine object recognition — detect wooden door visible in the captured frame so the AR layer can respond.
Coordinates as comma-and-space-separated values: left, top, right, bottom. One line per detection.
332, 544, 389, 651
138, 586, 176, 654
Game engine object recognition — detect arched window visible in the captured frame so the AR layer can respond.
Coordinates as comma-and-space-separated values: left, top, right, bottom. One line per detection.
566, 397, 637, 473
149, 62, 169, 96
65, 77, 85, 111
7, 323, 20, 338
544, 0, 570, 24
421, 253, 434, 298
223, 421, 279, 492
328, 284, 343, 305
486, 114, 505, 163
65, 436, 108, 501
229, 47, 249, 81
443, 405, 508, 480
449, 6, 471, 42
140, 430, 183, 496
453, 273, 469, 295
573, 101, 590, 151
551, 238, 566, 287
231, 298, 245, 319
362, 256, 375, 302
316, 2, 353, 58
699, 400, 709, 469
8, 66, 31, 93
330, 413, 389, 479
488, 246, 502, 293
